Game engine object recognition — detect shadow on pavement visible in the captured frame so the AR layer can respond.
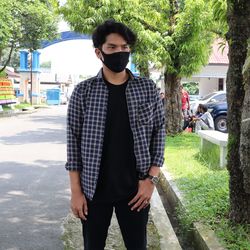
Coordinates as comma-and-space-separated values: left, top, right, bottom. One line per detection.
0, 128, 66, 145
31, 115, 67, 126
0, 160, 70, 250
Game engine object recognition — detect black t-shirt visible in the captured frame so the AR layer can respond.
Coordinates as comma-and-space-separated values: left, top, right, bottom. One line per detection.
93, 79, 137, 202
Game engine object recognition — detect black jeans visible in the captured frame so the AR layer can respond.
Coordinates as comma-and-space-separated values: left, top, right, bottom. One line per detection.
81, 196, 150, 250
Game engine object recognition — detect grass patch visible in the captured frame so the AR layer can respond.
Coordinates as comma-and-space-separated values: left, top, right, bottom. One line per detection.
165, 132, 250, 250
61, 214, 83, 250
1, 103, 32, 111
197, 140, 221, 169
2, 105, 13, 111
14, 103, 32, 110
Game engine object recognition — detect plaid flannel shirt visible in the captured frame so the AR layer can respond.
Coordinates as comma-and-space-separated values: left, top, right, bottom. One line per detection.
66, 69, 165, 200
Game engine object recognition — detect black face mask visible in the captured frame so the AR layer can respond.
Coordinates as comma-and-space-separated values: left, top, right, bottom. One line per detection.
100, 51, 130, 73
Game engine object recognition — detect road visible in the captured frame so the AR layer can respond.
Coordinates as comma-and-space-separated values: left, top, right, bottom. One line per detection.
0, 106, 70, 250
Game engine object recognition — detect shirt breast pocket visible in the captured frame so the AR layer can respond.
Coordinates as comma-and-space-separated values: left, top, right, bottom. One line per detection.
137, 103, 154, 125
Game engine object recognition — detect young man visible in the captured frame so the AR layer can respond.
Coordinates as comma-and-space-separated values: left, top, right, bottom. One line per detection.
66, 20, 165, 250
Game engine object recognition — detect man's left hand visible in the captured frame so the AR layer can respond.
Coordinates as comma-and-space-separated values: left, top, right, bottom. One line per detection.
128, 179, 155, 212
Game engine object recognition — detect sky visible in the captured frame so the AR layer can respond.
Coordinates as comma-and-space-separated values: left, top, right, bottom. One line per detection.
39, 19, 103, 78
39, 19, 133, 79
40, 38, 102, 77
40, 0, 103, 77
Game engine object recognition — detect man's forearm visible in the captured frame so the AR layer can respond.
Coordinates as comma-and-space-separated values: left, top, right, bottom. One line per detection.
69, 171, 82, 194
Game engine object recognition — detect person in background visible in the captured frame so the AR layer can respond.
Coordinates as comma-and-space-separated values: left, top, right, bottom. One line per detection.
195, 104, 203, 118
66, 19, 165, 250
184, 104, 203, 132
160, 91, 165, 105
180, 84, 190, 116
193, 104, 214, 133
180, 85, 190, 130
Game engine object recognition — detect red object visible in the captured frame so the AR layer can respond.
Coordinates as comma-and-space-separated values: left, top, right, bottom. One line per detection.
181, 90, 190, 110
185, 127, 192, 133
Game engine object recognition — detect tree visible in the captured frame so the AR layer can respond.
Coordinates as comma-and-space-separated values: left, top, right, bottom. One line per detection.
0, 0, 22, 72
211, 0, 228, 38
59, 0, 164, 78
226, 0, 250, 223
0, 0, 58, 73
162, 0, 213, 133
1, 48, 20, 71
211, 0, 250, 224
240, 40, 250, 206
19, 0, 58, 51
60, 0, 214, 134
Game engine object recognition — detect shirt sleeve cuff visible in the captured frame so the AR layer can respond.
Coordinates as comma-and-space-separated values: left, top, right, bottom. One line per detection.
151, 157, 164, 168
65, 161, 82, 171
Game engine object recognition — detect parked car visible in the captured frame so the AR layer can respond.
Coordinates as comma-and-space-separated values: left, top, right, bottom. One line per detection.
206, 101, 228, 133
190, 91, 226, 113
189, 94, 200, 102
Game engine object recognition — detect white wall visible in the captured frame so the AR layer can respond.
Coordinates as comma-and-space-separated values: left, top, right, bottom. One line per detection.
199, 78, 218, 97
193, 65, 228, 78
182, 64, 228, 97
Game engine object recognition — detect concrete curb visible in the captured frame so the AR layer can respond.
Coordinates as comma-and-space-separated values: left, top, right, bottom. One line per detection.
159, 169, 227, 250
0, 108, 40, 118
151, 188, 182, 250
0, 110, 20, 117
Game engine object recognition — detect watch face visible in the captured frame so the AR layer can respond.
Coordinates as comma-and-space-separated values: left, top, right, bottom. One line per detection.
151, 176, 159, 185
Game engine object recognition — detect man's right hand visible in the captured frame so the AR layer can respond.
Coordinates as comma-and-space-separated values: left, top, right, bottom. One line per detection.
69, 171, 88, 220
71, 191, 88, 220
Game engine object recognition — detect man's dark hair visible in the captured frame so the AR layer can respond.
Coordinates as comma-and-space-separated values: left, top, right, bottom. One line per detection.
200, 104, 208, 112
92, 19, 137, 49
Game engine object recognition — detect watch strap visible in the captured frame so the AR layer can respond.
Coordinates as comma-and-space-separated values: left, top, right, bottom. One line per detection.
138, 173, 149, 180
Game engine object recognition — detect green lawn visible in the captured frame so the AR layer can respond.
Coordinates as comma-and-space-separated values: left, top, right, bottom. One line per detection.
14, 103, 33, 110
1, 103, 32, 111
164, 132, 250, 250
2, 105, 12, 111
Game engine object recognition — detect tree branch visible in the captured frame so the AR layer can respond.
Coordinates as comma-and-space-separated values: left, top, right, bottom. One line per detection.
0, 42, 15, 73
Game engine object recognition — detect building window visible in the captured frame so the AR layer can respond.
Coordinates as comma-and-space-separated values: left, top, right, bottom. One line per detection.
218, 78, 224, 90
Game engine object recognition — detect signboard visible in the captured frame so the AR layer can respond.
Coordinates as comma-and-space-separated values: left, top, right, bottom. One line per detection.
0, 78, 17, 105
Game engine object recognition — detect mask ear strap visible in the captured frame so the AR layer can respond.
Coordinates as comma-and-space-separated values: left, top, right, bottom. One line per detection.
98, 49, 105, 62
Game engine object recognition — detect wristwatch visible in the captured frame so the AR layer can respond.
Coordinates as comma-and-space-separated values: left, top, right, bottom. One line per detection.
147, 175, 159, 185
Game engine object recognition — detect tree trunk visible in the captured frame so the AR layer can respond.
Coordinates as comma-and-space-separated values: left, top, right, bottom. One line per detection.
226, 0, 250, 223
0, 48, 2, 63
240, 42, 250, 194
164, 72, 182, 134
0, 44, 15, 73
